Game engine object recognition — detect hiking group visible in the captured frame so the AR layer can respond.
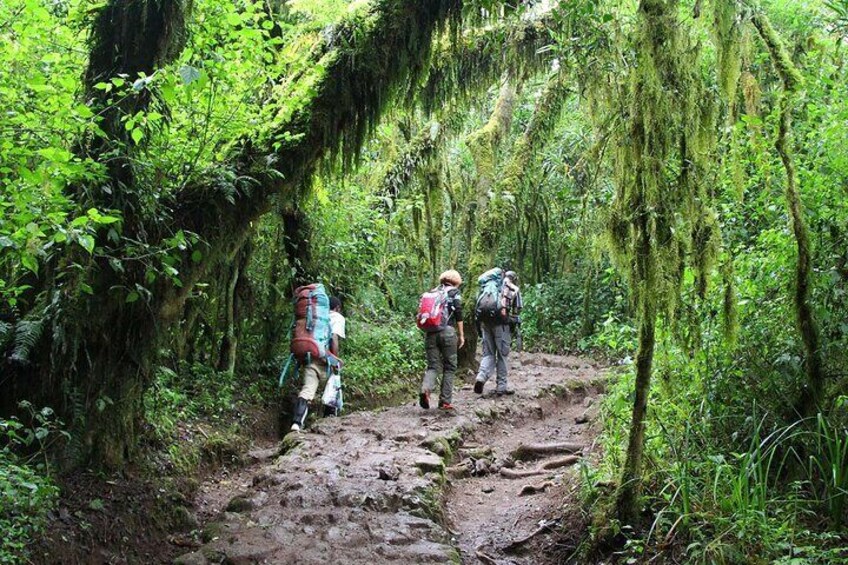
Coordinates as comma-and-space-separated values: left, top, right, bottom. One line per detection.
280, 267, 521, 432
416, 267, 523, 411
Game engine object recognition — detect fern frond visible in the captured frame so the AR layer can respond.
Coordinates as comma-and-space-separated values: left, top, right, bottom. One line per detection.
0, 321, 12, 348
12, 318, 45, 363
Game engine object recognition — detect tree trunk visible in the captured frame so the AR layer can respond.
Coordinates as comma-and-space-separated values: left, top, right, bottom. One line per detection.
777, 93, 823, 416
615, 305, 656, 522
217, 262, 241, 375
2, 0, 466, 469
579, 265, 596, 338
751, 11, 823, 417
460, 78, 519, 370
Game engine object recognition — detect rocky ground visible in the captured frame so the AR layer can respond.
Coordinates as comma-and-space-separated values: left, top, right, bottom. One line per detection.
174, 353, 606, 564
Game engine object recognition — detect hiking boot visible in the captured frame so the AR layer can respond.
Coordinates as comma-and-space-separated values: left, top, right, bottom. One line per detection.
323, 404, 337, 417
438, 401, 455, 411
495, 389, 515, 397
474, 381, 484, 394
419, 391, 430, 409
292, 397, 309, 430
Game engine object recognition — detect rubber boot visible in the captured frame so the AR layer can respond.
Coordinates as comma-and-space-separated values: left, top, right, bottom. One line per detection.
291, 398, 309, 432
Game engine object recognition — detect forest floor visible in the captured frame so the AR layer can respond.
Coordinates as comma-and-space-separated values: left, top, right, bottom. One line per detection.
170, 353, 607, 565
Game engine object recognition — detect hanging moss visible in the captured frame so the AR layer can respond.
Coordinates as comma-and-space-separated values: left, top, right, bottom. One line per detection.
712, 0, 744, 109
740, 70, 761, 117
467, 79, 518, 187
749, 6, 822, 417
750, 9, 804, 92
600, 0, 719, 521
375, 110, 466, 202
504, 73, 569, 184
418, 17, 555, 114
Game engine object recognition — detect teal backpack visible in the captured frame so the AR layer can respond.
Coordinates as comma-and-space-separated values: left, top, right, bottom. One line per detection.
475, 268, 504, 321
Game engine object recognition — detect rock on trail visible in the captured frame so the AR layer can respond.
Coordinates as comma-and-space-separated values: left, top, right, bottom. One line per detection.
176, 353, 606, 565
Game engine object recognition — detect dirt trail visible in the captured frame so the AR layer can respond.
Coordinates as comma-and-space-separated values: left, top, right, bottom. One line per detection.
174, 353, 606, 564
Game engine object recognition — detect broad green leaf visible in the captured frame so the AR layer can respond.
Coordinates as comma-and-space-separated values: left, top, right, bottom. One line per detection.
78, 234, 95, 254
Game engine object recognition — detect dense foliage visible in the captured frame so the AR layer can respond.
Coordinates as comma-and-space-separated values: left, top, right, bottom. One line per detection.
1, 0, 847, 562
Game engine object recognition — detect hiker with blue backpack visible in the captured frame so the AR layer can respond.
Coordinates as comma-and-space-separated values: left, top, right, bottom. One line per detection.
474, 269, 523, 396
416, 270, 465, 411
284, 284, 346, 432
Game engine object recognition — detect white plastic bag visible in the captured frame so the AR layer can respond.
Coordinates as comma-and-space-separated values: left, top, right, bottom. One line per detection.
321, 371, 343, 413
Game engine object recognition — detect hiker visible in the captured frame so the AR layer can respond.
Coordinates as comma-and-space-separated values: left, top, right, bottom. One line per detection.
416, 270, 465, 410
290, 291, 346, 432
474, 269, 522, 396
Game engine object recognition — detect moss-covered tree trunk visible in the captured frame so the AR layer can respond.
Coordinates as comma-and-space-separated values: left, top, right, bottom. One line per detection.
1, 0, 466, 469
218, 243, 252, 375
750, 10, 824, 417
460, 78, 519, 370
604, 0, 716, 521
616, 216, 657, 521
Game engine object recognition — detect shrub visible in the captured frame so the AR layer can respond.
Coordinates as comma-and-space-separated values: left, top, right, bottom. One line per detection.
341, 315, 425, 402
0, 418, 58, 564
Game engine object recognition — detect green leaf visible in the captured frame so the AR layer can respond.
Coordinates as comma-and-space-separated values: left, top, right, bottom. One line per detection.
125, 291, 140, 303
131, 128, 143, 144
191, 250, 203, 263
21, 254, 38, 275
179, 65, 201, 85
37, 147, 72, 163
78, 234, 95, 254
71, 215, 90, 228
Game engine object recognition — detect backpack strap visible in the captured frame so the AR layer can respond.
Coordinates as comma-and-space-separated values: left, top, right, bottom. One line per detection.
278, 353, 297, 388
442, 285, 456, 324
306, 291, 314, 332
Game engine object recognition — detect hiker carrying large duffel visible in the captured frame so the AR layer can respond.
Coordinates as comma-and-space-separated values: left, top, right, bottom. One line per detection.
285, 285, 346, 432
474, 269, 522, 397
416, 270, 465, 411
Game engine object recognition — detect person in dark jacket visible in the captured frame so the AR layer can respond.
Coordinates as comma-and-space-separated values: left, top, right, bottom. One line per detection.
474, 270, 522, 396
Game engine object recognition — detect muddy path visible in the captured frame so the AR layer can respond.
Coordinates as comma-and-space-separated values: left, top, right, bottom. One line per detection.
174, 353, 606, 564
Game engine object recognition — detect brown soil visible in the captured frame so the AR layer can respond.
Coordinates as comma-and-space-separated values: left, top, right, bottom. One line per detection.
174, 353, 607, 564
445, 356, 604, 564
31, 405, 278, 565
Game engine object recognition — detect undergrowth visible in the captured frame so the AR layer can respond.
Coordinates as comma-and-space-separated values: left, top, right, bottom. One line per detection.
341, 313, 425, 402
0, 409, 62, 564
142, 363, 274, 475
576, 352, 848, 564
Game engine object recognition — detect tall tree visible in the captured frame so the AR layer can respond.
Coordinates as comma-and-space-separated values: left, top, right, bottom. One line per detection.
604, 0, 718, 521
2, 0, 467, 468
748, 5, 824, 418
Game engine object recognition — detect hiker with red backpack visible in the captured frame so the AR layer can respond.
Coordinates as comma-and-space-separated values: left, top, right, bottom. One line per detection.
416, 270, 465, 411
284, 284, 346, 432
474, 269, 522, 397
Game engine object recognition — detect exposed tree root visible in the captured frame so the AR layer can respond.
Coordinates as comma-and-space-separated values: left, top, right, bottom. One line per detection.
500, 467, 548, 479
475, 549, 500, 564
447, 462, 472, 479
510, 442, 582, 461
502, 519, 559, 552
518, 481, 552, 496
541, 455, 580, 470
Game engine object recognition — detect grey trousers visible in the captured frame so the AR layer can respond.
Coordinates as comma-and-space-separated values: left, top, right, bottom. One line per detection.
476, 322, 511, 392
421, 326, 458, 404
